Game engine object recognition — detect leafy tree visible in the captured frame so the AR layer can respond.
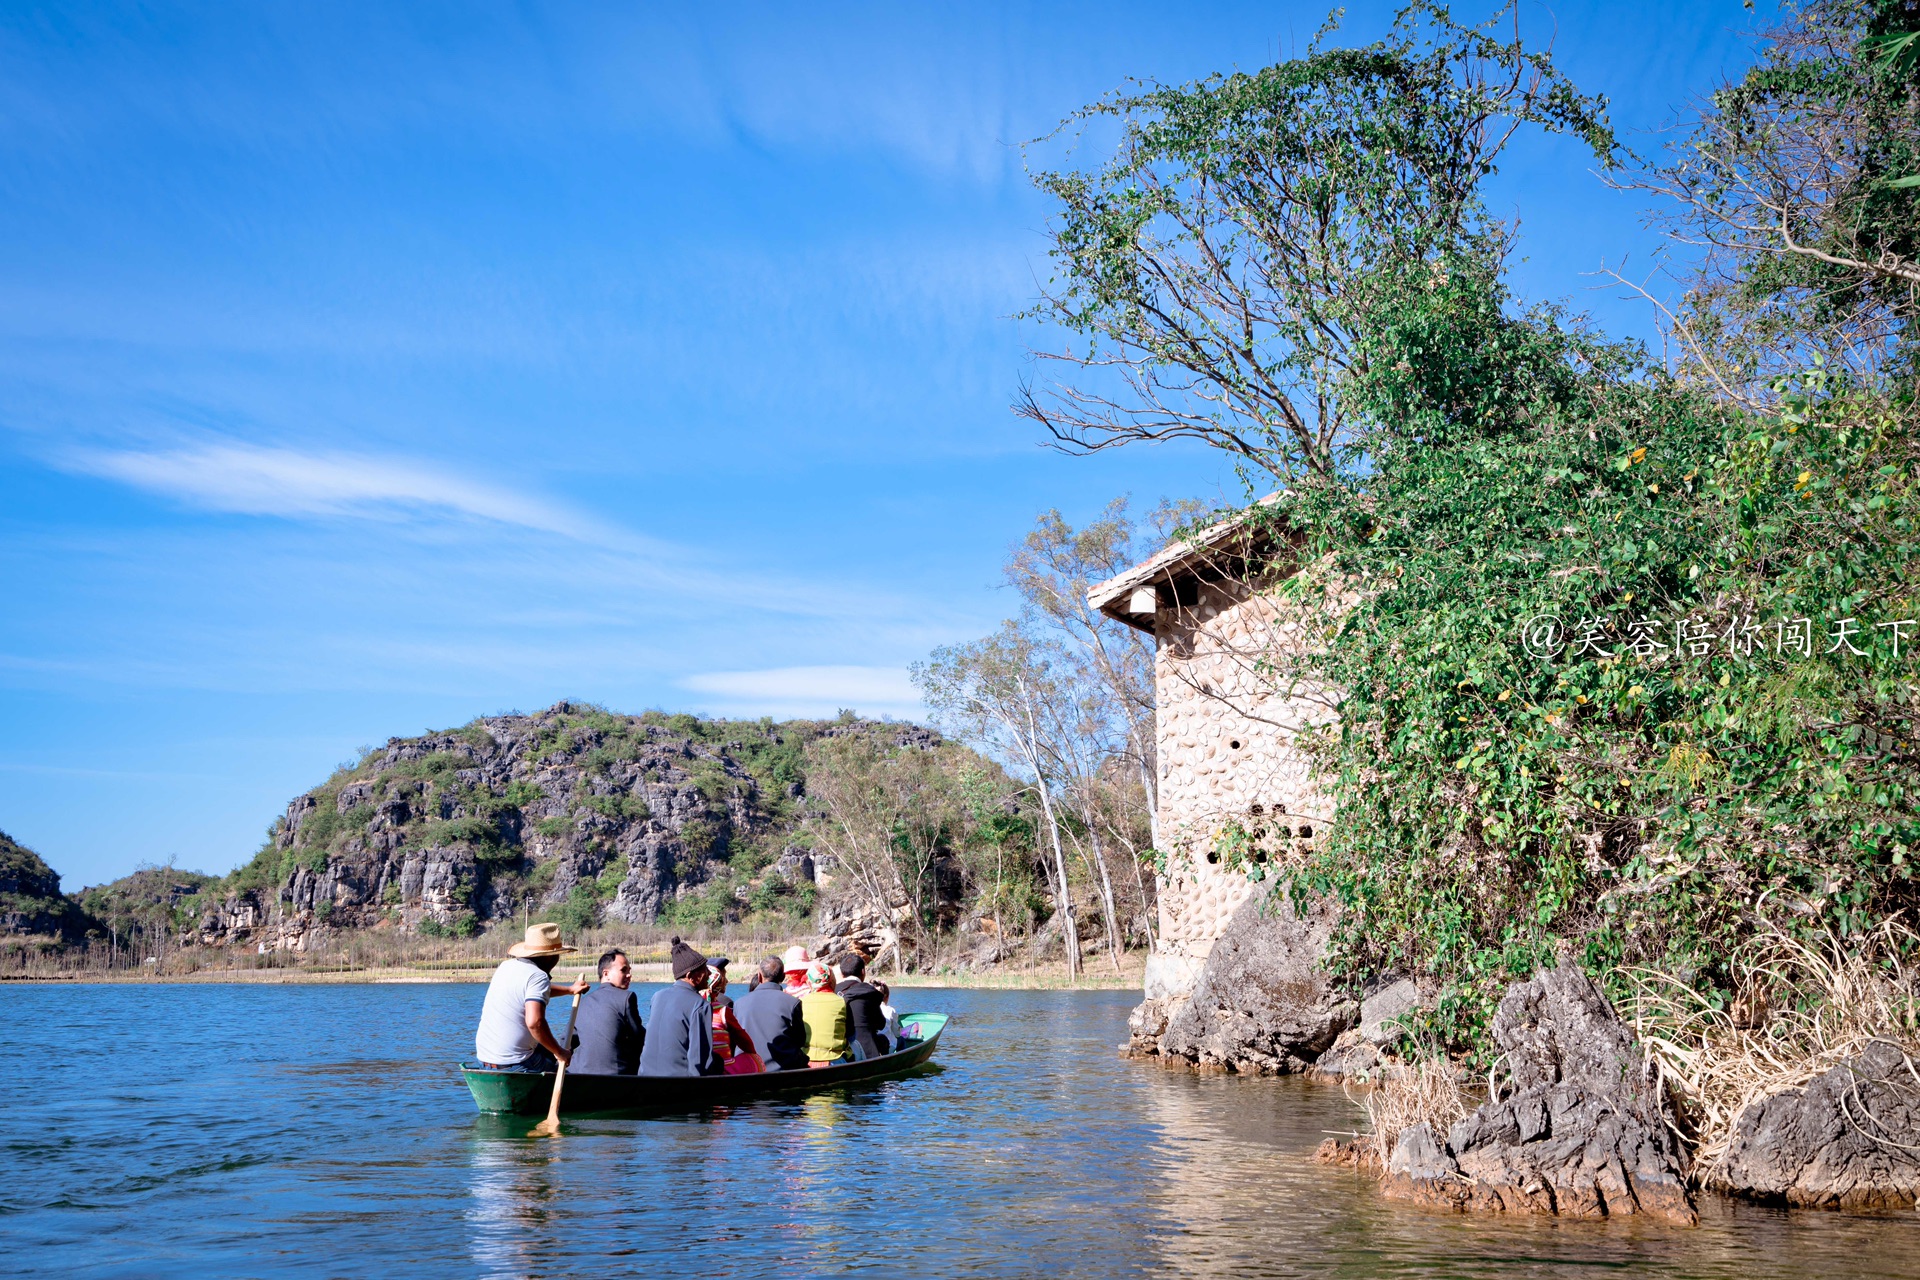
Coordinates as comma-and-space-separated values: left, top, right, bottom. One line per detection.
1005, 496, 1209, 853
1628, 0, 1920, 394
917, 625, 1088, 977
1017, 1, 1615, 483
801, 729, 967, 969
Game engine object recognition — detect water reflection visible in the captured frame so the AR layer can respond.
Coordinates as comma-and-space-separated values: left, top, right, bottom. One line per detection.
1136, 1069, 1920, 1280
465, 1143, 553, 1280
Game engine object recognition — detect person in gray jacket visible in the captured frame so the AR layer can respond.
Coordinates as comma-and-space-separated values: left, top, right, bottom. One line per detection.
733, 955, 808, 1071
568, 949, 645, 1074
638, 937, 716, 1077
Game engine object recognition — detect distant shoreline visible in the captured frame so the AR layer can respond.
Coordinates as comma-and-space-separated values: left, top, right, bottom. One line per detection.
1, 962, 1143, 992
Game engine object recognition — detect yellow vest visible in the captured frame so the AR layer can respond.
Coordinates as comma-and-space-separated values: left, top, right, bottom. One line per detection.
800, 990, 849, 1061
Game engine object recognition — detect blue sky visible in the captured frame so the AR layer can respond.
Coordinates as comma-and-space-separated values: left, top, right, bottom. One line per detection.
1, 1, 1758, 887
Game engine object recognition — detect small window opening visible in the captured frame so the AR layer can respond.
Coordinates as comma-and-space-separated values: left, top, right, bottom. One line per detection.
1249, 802, 1264, 816
1298, 825, 1314, 839
1205, 850, 1220, 865
1229, 739, 1242, 751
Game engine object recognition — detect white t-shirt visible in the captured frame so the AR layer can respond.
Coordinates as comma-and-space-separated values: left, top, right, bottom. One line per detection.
475, 957, 552, 1065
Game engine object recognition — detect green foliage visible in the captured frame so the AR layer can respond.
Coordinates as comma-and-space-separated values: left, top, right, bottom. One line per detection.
457, 723, 496, 750
1643, 0, 1919, 389
676, 818, 720, 865
296, 802, 346, 851
428, 814, 501, 850
1020, 0, 1615, 481
579, 792, 650, 822
594, 857, 629, 900
418, 910, 479, 939
533, 815, 573, 839
387, 751, 467, 783
746, 871, 815, 918
661, 880, 733, 930
549, 884, 603, 935
1262, 368, 1918, 1055
496, 780, 543, 811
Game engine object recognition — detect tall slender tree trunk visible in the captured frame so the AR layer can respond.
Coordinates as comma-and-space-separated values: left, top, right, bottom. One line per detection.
1129, 845, 1156, 950
1038, 799, 1078, 979
1132, 727, 1159, 851
1086, 828, 1124, 973
1019, 696, 1079, 981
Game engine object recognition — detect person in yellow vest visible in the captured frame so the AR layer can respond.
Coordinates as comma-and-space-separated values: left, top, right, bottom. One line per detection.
798, 961, 849, 1066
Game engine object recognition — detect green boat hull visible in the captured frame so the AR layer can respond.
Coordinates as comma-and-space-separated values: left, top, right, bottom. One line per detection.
461, 1011, 950, 1116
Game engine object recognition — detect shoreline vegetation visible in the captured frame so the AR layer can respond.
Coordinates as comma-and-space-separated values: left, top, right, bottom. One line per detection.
1, 966, 1142, 990
1, 916, 1147, 990
1, 955, 1142, 991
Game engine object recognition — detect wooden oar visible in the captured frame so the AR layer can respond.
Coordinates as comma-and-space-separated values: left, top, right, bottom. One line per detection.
531, 970, 587, 1137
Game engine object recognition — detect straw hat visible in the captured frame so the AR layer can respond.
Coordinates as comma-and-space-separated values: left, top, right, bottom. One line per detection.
508, 922, 579, 958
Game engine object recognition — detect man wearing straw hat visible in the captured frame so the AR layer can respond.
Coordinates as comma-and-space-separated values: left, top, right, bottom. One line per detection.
474, 922, 592, 1072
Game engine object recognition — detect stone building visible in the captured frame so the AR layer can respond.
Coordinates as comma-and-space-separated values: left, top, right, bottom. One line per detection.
1087, 505, 1333, 1009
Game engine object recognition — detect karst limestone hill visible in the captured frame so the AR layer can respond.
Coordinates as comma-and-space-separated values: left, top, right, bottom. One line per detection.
56, 704, 949, 956
0, 828, 94, 948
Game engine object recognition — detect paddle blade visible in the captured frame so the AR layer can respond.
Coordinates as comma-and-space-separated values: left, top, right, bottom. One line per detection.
531, 1062, 568, 1137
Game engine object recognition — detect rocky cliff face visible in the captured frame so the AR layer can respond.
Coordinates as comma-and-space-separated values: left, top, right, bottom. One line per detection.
0, 829, 94, 944
188, 704, 911, 952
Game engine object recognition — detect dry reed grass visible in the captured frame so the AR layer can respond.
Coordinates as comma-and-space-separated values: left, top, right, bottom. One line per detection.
1620, 921, 1920, 1181
1355, 1056, 1473, 1166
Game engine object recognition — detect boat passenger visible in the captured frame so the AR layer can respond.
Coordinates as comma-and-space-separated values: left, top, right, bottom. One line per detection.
799, 961, 850, 1067
874, 980, 905, 1044
704, 959, 763, 1073
734, 955, 809, 1071
781, 944, 814, 997
568, 948, 646, 1075
638, 937, 718, 1077
834, 952, 890, 1058
473, 923, 591, 1072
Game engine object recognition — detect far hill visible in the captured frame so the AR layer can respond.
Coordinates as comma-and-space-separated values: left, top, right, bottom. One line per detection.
170, 703, 947, 952
0, 828, 95, 950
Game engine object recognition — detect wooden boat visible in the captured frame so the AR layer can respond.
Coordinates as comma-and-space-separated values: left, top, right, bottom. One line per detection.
461, 1011, 951, 1116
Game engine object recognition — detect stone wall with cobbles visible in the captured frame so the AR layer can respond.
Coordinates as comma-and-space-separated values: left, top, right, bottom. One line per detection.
1144, 580, 1333, 1002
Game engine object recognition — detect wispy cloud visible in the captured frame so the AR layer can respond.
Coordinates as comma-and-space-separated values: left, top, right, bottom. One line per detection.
680, 664, 922, 717
62, 440, 598, 538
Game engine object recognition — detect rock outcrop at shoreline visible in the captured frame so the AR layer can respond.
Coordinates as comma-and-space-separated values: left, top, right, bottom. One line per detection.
1711, 1038, 1920, 1210
1378, 961, 1696, 1224
1127, 886, 1357, 1073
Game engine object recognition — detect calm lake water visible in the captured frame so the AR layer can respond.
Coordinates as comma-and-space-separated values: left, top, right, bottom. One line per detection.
3, 983, 1914, 1277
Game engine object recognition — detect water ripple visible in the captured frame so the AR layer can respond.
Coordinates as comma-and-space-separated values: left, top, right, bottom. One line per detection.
1, 984, 1913, 1277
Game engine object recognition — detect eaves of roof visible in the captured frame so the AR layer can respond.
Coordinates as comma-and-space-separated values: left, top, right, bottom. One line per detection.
1085, 493, 1288, 633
